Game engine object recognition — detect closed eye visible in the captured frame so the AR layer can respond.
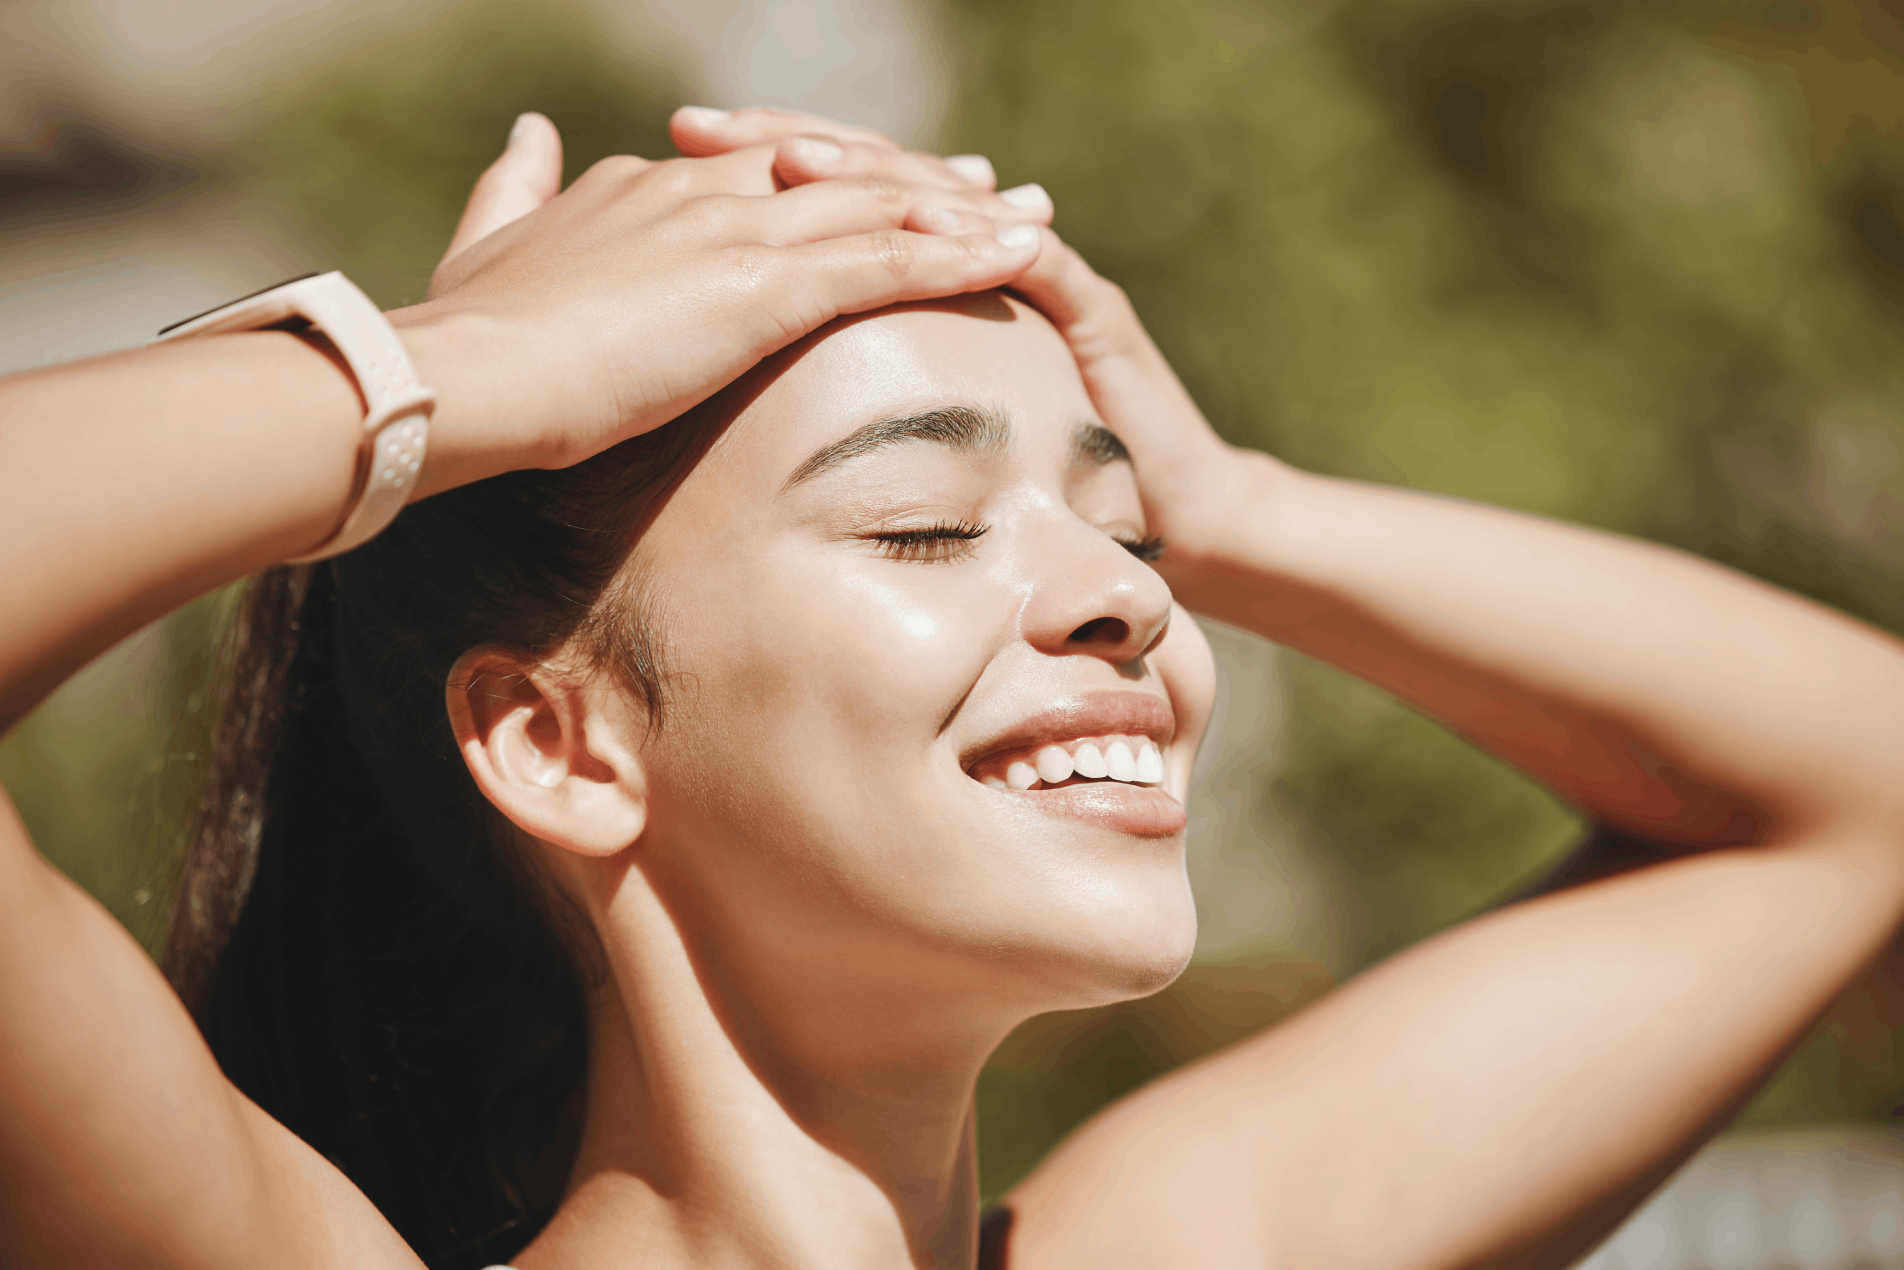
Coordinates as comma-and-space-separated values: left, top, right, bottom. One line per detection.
1115, 535, 1165, 563
870, 521, 990, 563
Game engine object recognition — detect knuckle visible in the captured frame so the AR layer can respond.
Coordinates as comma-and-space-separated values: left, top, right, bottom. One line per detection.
665, 157, 703, 190
853, 174, 908, 205
640, 157, 696, 198
868, 228, 920, 280
728, 243, 776, 286
584, 153, 647, 186
680, 192, 739, 237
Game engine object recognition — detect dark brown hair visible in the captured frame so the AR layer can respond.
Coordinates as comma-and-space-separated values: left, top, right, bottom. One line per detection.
162, 415, 713, 1268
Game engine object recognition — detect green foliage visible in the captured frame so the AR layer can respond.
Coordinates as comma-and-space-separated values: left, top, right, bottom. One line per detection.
939, 0, 1904, 1177
230, 0, 686, 307
0, 591, 228, 953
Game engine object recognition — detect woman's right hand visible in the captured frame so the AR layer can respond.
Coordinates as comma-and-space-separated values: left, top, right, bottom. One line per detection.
660, 106, 1262, 589
393, 110, 1051, 496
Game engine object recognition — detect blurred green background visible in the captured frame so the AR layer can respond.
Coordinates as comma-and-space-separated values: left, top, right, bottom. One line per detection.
4, 0, 1904, 1216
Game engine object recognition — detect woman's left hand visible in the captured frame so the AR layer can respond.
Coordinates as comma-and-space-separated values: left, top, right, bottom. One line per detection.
676, 107, 1262, 586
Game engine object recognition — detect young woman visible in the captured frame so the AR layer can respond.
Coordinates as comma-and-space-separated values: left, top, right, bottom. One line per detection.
2, 106, 1901, 1270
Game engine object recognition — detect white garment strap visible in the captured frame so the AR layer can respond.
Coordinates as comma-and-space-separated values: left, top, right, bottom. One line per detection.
157, 271, 435, 562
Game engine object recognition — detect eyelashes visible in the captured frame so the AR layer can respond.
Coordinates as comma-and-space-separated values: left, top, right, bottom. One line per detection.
871, 520, 991, 563
869, 522, 1166, 565
1116, 535, 1166, 563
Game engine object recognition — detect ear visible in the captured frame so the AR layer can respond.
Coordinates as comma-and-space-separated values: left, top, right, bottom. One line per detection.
445, 646, 647, 858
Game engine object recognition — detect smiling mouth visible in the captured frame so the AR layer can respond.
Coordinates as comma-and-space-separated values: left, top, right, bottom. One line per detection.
966, 734, 1167, 791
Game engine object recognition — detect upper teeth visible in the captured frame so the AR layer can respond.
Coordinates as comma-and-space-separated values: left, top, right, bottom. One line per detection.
980, 736, 1168, 790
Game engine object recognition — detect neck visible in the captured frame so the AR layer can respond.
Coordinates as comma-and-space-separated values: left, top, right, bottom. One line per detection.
515, 854, 1012, 1270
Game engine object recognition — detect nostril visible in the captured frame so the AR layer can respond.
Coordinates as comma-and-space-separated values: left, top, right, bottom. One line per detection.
1069, 616, 1131, 646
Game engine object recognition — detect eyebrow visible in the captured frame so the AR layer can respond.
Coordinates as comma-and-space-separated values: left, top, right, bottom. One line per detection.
779, 407, 1133, 493
781, 404, 1011, 492
1071, 423, 1130, 467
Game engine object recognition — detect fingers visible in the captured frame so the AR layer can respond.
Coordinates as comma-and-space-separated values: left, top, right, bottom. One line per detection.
943, 154, 997, 190
777, 223, 1044, 324
906, 202, 1000, 236
443, 112, 564, 263
740, 173, 1045, 249
1004, 226, 1163, 373
568, 142, 778, 201
1002, 226, 1089, 325
770, 135, 1052, 225
673, 103, 1004, 195
671, 104, 901, 156
772, 134, 1022, 208
1003, 227, 1127, 334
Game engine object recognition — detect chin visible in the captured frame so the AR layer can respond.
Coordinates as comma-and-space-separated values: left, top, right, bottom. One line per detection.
1014, 871, 1201, 1012
1103, 906, 1200, 1001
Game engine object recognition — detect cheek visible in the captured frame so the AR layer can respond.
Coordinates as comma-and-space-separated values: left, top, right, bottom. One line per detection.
662, 546, 1007, 782
643, 551, 1020, 967
766, 561, 998, 736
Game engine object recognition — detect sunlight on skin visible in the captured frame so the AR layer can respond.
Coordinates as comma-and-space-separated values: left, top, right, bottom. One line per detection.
475, 294, 1215, 1270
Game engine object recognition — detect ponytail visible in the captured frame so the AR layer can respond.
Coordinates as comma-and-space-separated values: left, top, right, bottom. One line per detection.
164, 416, 714, 1268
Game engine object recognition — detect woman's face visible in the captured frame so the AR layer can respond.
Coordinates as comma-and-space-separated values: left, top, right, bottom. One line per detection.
632, 294, 1215, 1017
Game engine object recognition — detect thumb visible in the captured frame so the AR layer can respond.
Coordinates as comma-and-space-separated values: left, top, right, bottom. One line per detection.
442, 112, 564, 264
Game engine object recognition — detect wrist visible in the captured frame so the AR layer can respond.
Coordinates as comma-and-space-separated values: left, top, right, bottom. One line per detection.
1154, 443, 1288, 568
1155, 448, 1312, 624
389, 301, 565, 499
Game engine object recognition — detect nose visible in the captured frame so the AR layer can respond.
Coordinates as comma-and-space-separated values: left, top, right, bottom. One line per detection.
1020, 524, 1174, 672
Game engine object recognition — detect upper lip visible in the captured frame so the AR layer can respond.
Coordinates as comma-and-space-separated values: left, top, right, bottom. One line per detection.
960, 690, 1177, 770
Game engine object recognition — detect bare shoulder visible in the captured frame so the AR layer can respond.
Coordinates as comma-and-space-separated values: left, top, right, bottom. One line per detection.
999, 1004, 1316, 1270
1002, 837, 1904, 1270
0, 787, 421, 1269
244, 1101, 428, 1268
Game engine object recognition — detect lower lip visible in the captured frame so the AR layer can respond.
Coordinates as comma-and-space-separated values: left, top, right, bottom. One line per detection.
990, 779, 1186, 837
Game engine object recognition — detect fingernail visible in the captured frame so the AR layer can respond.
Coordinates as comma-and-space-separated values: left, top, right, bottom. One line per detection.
678, 105, 732, 127
995, 223, 1039, 251
792, 135, 844, 164
998, 182, 1050, 210
508, 112, 535, 148
946, 154, 995, 185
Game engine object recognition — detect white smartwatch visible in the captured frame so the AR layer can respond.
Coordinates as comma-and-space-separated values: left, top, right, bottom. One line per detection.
157, 271, 436, 563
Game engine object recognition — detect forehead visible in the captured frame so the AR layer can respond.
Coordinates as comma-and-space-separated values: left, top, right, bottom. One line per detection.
706, 294, 1095, 488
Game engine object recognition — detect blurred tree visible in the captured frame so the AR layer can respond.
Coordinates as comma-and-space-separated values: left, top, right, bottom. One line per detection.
232, 0, 686, 307
941, 0, 1904, 1193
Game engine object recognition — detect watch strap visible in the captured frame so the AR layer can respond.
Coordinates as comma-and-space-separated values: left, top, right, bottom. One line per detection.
157, 271, 435, 562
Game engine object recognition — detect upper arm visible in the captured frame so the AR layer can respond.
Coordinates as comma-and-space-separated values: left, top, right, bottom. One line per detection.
0, 785, 421, 1270
1003, 828, 1904, 1270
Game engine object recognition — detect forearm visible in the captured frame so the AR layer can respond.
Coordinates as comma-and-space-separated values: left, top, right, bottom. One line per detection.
0, 332, 368, 730
1165, 453, 1904, 845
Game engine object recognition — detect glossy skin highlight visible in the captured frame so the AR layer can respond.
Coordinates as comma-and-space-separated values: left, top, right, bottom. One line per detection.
451, 295, 1217, 1270
633, 296, 1213, 1015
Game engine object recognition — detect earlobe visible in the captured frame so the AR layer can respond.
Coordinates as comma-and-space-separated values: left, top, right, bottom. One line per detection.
446, 647, 648, 859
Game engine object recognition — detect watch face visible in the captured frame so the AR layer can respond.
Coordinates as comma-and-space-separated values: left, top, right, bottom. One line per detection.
157, 273, 323, 337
